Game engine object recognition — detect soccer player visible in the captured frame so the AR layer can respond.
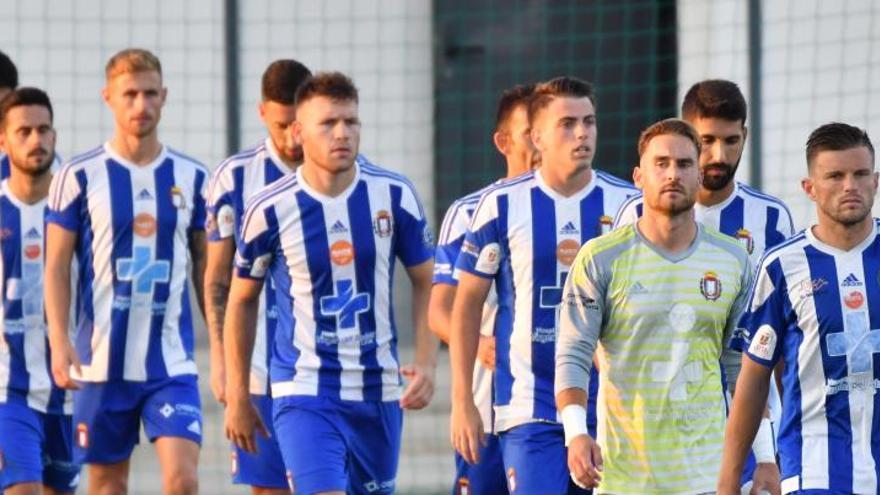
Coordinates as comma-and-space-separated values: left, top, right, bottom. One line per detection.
0, 87, 80, 495
44, 48, 208, 495
449, 76, 636, 494
719, 123, 879, 494
0, 51, 17, 101
224, 72, 438, 495
556, 118, 753, 493
613, 79, 789, 490
205, 59, 311, 495
429, 83, 538, 494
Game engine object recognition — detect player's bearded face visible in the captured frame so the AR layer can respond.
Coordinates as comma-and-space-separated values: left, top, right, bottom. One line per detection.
297, 96, 360, 174
533, 97, 596, 175
636, 134, 700, 216
2, 105, 56, 177
691, 117, 746, 191
805, 147, 877, 227
104, 70, 166, 139
260, 100, 301, 165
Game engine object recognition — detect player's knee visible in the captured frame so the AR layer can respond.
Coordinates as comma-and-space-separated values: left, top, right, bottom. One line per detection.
5, 481, 43, 495
250, 487, 290, 495
88, 467, 129, 495
163, 468, 198, 495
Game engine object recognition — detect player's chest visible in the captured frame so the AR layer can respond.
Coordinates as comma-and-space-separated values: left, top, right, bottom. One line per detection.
0, 201, 46, 275
87, 172, 193, 237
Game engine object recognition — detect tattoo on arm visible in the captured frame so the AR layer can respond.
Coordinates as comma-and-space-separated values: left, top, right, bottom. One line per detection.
208, 282, 230, 343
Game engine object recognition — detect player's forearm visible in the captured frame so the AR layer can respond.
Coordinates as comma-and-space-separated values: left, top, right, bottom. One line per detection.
188, 231, 208, 319
449, 295, 482, 402
412, 277, 439, 368
223, 291, 259, 401
718, 361, 771, 490
427, 284, 454, 344
204, 267, 232, 351
556, 387, 587, 411
44, 258, 72, 342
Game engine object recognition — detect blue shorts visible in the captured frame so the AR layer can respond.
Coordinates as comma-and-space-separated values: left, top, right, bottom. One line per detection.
73, 374, 202, 464
0, 401, 81, 492
499, 423, 591, 495
231, 393, 286, 489
273, 396, 402, 495
452, 433, 506, 494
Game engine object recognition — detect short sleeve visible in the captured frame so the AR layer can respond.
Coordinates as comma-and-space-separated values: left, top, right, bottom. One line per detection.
189, 168, 208, 232
733, 256, 787, 368
393, 183, 434, 267
455, 194, 503, 280
234, 201, 277, 281
206, 164, 238, 242
46, 164, 84, 232
433, 200, 473, 286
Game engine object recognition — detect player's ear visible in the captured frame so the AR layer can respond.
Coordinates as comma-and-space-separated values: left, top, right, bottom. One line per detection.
160, 86, 168, 105
258, 102, 267, 123
292, 120, 303, 141
801, 177, 815, 200
632, 164, 643, 189
530, 127, 542, 151
741, 125, 748, 143
101, 86, 111, 106
493, 131, 509, 156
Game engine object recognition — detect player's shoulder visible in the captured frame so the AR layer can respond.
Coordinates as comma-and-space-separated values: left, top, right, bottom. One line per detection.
737, 182, 792, 212
358, 154, 414, 189
584, 222, 639, 256
594, 169, 637, 192
752, 229, 810, 276
213, 141, 266, 177
476, 170, 535, 202
166, 146, 209, 176
701, 223, 751, 260
244, 172, 299, 212
61, 145, 107, 172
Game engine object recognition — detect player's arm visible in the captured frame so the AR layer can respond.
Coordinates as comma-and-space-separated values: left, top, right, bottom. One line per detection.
428, 282, 454, 343
45, 223, 81, 390
204, 235, 235, 404
400, 259, 439, 410
188, 229, 207, 319
556, 245, 605, 489
449, 270, 492, 463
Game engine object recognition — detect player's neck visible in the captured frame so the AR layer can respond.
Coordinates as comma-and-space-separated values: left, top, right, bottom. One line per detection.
300, 160, 356, 198
268, 139, 299, 171
7, 169, 52, 205
697, 181, 735, 207
539, 163, 591, 197
812, 215, 875, 251
637, 208, 697, 254
109, 131, 163, 166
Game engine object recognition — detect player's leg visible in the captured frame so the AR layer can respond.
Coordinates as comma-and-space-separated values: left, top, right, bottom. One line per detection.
451, 433, 507, 494
231, 394, 288, 495
273, 396, 347, 495
41, 411, 80, 495
141, 375, 202, 495
345, 400, 402, 495
0, 402, 48, 495
499, 423, 591, 495
72, 381, 140, 495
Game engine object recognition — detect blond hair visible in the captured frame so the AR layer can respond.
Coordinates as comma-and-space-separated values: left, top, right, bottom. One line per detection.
105, 48, 162, 81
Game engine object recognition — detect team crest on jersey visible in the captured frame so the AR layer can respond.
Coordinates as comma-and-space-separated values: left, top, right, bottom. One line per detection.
77, 423, 89, 448
170, 186, 187, 209
507, 467, 516, 492
598, 215, 613, 235
700, 271, 722, 301
844, 290, 865, 309
24, 244, 41, 259
373, 210, 393, 238
735, 228, 754, 254
456, 477, 470, 495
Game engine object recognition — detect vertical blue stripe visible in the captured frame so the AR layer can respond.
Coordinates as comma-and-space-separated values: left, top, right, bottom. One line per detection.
106, 161, 133, 380
1, 198, 29, 397
804, 245, 853, 491
264, 158, 284, 186
861, 236, 880, 482
261, 161, 285, 384
530, 188, 557, 421
764, 206, 784, 250
494, 195, 514, 407
263, 206, 299, 386
351, 181, 381, 400
719, 196, 745, 238
0, 155, 9, 180
74, 171, 95, 365
232, 166, 246, 240
146, 159, 177, 379
295, 190, 341, 397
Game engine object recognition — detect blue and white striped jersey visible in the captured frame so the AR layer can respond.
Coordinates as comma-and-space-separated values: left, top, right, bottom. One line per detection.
434, 184, 499, 433
0, 180, 71, 414
0, 153, 62, 180
207, 138, 294, 395
613, 181, 795, 265
236, 159, 434, 402
456, 169, 636, 431
46, 143, 208, 383
734, 222, 880, 493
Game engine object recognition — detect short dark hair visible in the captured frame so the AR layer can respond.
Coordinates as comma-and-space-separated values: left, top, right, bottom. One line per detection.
805, 122, 875, 169
0, 51, 18, 90
495, 84, 535, 132
295, 72, 359, 107
261, 59, 312, 104
528, 76, 596, 125
681, 79, 747, 124
637, 118, 701, 158
0, 87, 54, 129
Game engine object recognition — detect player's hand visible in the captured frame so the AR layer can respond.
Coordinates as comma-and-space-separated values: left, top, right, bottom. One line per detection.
749, 462, 781, 495
209, 347, 227, 405
225, 396, 269, 454
49, 335, 81, 390
476, 336, 496, 370
400, 362, 435, 410
568, 434, 603, 489
450, 400, 485, 464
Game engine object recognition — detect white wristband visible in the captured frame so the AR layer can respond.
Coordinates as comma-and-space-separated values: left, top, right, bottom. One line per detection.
752, 417, 776, 463
561, 404, 589, 447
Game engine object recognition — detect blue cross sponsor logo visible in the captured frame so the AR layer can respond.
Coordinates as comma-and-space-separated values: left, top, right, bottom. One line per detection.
539, 271, 568, 309
826, 311, 880, 374
320, 279, 370, 329
116, 246, 170, 294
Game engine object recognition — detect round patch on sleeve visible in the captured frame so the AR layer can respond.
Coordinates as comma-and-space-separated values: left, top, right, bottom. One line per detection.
217, 204, 236, 238
748, 324, 777, 360
475, 243, 501, 274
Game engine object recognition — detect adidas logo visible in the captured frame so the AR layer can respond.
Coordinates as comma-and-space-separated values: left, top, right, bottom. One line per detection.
629, 282, 649, 295
329, 220, 348, 234
559, 221, 579, 235
187, 420, 201, 435
136, 189, 153, 201
24, 227, 41, 239
842, 273, 863, 287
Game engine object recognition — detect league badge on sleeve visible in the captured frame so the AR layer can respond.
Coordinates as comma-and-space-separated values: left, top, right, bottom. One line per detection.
700, 271, 722, 301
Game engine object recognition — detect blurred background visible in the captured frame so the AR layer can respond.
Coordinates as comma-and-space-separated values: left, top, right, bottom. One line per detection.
1, 0, 878, 493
